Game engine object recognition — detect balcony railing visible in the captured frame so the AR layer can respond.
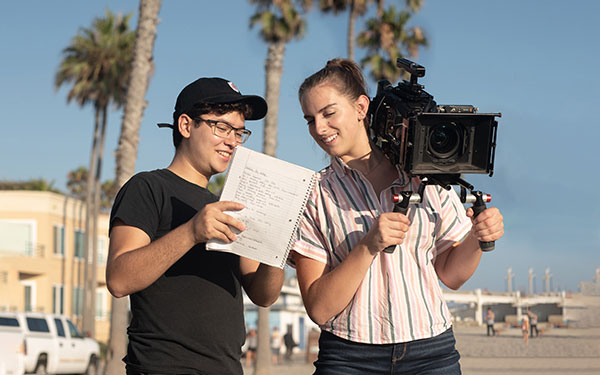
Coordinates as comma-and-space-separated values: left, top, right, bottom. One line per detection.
0, 242, 45, 258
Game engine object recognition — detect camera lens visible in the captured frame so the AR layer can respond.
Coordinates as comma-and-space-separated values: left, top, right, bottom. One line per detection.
428, 123, 460, 159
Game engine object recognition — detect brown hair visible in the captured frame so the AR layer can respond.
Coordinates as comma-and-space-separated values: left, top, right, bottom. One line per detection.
298, 58, 369, 127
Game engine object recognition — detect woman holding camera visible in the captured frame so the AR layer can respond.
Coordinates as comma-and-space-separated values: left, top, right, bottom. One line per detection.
291, 58, 504, 375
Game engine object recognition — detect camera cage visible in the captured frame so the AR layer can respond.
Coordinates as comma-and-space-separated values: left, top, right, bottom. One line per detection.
368, 58, 501, 190
369, 58, 501, 252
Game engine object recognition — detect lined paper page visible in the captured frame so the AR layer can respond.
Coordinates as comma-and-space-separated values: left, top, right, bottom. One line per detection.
206, 146, 315, 268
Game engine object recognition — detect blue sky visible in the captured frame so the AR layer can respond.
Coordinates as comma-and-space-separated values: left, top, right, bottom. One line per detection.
1, 0, 598, 293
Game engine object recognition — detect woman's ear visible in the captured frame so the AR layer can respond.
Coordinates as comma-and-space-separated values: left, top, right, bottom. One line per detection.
178, 114, 193, 139
356, 94, 370, 121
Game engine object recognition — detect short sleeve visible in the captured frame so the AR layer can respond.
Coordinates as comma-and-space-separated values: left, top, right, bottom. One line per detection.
288, 181, 330, 267
110, 173, 161, 241
432, 186, 472, 256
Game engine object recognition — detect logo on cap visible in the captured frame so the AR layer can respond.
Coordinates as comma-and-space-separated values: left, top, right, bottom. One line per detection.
227, 81, 240, 93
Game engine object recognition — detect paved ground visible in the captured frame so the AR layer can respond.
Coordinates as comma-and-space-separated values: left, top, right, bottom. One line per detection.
242, 325, 600, 375
96, 325, 600, 374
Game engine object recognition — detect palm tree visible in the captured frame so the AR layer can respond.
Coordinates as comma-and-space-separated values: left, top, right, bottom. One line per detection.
248, 1, 308, 373
357, 0, 427, 82
67, 167, 116, 211
55, 9, 135, 339
317, 0, 371, 61
104, 1, 162, 373
249, 0, 307, 158
67, 166, 88, 200
100, 179, 117, 212
0, 178, 59, 193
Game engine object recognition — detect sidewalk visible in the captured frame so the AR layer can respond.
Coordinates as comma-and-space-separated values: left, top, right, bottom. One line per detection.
242, 355, 600, 375
241, 326, 600, 375
242, 354, 314, 375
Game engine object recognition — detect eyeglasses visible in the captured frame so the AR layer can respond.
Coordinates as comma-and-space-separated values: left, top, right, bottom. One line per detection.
196, 118, 252, 144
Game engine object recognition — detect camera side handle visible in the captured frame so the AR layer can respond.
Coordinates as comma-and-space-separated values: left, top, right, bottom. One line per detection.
383, 192, 412, 254
472, 191, 495, 252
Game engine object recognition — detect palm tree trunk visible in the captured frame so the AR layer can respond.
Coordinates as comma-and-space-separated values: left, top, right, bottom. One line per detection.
262, 41, 285, 157
254, 40, 286, 375
254, 306, 272, 375
105, 1, 161, 373
90, 105, 109, 338
82, 105, 101, 337
115, 0, 160, 188
348, 0, 357, 61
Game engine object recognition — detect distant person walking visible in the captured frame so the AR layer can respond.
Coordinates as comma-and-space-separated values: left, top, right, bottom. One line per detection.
283, 328, 296, 361
521, 314, 530, 345
271, 326, 282, 364
528, 310, 539, 338
246, 328, 258, 367
485, 307, 496, 336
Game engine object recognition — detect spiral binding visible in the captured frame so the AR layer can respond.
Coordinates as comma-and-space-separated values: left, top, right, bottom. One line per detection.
279, 173, 317, 268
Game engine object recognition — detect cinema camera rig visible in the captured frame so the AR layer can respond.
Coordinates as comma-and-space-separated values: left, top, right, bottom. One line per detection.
368, 58, 501, 252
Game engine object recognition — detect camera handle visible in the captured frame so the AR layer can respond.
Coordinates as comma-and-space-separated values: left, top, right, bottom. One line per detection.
467, 190, 495, 252
460, 186, 494, 251
383, 191, 417, 254
381, 180, 495, 253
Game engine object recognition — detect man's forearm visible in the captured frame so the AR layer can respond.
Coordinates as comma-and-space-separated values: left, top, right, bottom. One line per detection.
242, 262, 284, 307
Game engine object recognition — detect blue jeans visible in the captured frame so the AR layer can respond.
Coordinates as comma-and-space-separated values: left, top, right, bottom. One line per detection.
314, 328, 461, 375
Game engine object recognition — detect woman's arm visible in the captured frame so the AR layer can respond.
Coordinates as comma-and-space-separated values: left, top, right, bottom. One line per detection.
435, 206, 504, 290
294, 211, 410, 325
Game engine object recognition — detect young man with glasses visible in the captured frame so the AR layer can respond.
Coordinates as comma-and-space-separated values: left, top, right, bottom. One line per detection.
106, 77, 284, 374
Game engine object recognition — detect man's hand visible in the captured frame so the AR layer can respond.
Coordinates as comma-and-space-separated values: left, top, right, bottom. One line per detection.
190, 201, 246, 244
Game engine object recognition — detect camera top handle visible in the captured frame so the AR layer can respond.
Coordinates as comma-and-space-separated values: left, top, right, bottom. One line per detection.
396, 58, 426, 91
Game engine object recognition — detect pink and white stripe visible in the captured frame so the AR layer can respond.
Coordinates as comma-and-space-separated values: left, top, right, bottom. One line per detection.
291, 157, 472, 344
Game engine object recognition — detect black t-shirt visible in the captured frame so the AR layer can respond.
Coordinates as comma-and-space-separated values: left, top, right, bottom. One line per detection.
110, 169, 245, 375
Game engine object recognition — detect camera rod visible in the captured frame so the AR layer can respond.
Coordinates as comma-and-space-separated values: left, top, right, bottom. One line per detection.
382, 176, 495, 254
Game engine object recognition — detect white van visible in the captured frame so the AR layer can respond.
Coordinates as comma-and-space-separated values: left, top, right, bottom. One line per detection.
0, 312, 99, 374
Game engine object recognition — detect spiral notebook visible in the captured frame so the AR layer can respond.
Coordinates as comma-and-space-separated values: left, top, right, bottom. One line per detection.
206, 146, 316, 268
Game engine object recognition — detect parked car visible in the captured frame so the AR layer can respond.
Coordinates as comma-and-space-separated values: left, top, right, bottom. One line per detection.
0, 314, 25, 375
0, 312, 99, 375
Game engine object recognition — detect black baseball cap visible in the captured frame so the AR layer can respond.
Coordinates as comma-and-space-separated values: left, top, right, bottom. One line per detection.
157, 77, 267, 128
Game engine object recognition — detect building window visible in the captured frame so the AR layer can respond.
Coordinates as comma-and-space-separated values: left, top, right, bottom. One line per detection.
53, 224, 65, 256
22, 280, 36, 312
74, 229, 84, 259
0, 219, 36, 256
96, 288, 107, 320
53, 284, 64, 315
97, 236, 108, 265
24, 285, 32, 312
72, 286, 83, 316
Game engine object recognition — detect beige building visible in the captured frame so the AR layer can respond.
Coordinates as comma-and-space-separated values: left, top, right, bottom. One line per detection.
0, 190, 112, 344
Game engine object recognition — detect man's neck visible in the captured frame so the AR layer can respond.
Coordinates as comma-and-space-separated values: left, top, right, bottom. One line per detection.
167, 156, 210, 188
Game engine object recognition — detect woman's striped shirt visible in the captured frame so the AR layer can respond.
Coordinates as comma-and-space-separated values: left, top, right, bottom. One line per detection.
291, 157, 472, 344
